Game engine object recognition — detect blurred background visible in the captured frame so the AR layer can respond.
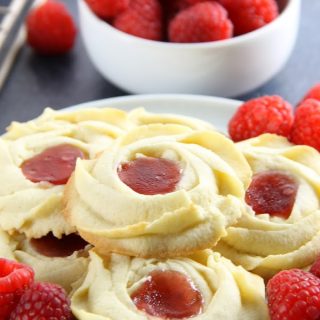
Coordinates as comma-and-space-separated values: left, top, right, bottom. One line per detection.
0, 0, 319, 132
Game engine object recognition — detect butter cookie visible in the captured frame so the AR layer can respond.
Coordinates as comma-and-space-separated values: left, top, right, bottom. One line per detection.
64, 124, 251, 257
71, 250, 268, 320
215, 134, 320, 278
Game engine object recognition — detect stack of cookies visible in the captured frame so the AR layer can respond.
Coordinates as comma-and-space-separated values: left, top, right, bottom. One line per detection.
2, 106, 320, 319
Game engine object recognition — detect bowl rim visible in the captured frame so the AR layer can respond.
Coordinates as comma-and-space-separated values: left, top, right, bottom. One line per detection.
79, 0, 300, 49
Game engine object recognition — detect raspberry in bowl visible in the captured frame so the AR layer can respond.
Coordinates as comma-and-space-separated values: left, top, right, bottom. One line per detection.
78, 0, 300, 96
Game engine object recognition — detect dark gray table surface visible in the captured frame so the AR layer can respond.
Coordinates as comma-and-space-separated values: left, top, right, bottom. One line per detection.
0, 0, 319, 133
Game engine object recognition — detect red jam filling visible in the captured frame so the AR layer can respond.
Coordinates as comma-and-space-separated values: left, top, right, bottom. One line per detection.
30, 233, 88, 257
118, 157, 181, 195
245, 171, 298, 219
21, 144, 86, 185
131, 270, 203, 319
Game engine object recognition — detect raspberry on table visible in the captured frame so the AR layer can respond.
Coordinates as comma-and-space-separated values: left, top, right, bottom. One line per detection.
113, 0, 163, 41
218, 0, 279, 36
0, 258, 34, 319
85, 0, 129, 19
228, 95, 294, 142
267, 269, 320, 320
300, 83, 320, 104
168, 1, 233, 43
10, 282, 72, 320
290, 99, 320, 151
26, 0, 77, 55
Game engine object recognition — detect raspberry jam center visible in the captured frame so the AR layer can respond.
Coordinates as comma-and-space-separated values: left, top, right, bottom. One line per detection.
245, 171, 298, 219
21, 144, 86, 185
30, 233, 88, 257
131, 270, 203, 319
118, 157, 181, 195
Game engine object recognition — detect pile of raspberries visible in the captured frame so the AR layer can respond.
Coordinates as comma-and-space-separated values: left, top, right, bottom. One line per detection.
85, 0, 280, 42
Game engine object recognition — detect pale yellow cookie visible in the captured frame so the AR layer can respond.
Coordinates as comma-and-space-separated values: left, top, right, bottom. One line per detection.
0, 108, 127, 239
13, 233, 90, 293
4, 107, 128, 152
0, 228, 90, 293
0, 229, 17, 260
214, 134, 320, 279
64, 124, 251, 258
127, 108, 214, 130
71, 250, 268, 320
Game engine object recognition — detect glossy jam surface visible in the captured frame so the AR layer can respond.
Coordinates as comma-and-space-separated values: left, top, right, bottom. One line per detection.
21, 144, 85, 185
131, 270, 203, 319
245, 171, 298, 219
30, 233, 88, 257
118, 157, 181, 195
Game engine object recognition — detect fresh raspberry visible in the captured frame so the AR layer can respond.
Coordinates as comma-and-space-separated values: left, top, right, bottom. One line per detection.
26, 0, 77, 55
300, 83, 320, 104
228, 95, 294, 142
290, 99, 320, 151
10, 282, 72, 320
0, 258, 34, 319
267, 269, 320, 320
85, 0, 129, 19
168, 1, 233, 43
113, 0, 163, 41
218, 0, 279, 36
310, 256, 320, 279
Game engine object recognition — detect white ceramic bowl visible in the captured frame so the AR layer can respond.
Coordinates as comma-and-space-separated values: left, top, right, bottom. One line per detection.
78, 0, 301, 97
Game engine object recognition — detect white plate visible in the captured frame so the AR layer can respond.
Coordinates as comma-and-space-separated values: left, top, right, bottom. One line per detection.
64, 94, 242, 133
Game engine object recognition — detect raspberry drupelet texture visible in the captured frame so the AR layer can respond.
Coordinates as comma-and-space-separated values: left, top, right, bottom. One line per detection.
290, 99, 320, 151
10, 282, 72, 320
218, 0, 279, 35
169, 1, 233, 43
0, 259, 34, 319
310, 255, 320, 279
267, 269, 320, 320
228, 95, 294, 142
85, 0, 129, 19
26, 0, 77, 55
113, 0, 163, 41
